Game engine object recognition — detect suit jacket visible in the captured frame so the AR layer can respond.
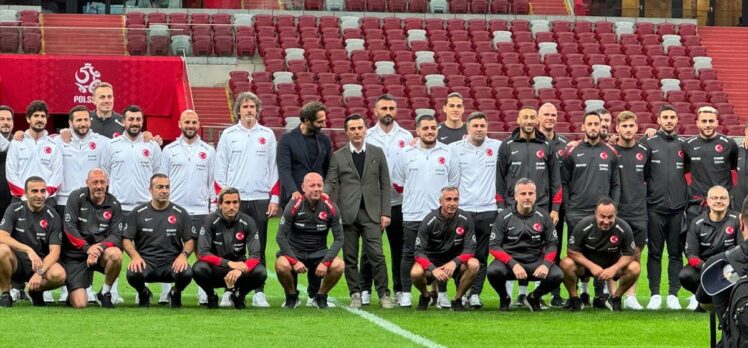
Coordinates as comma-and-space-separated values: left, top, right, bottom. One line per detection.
276, 126, 332, 205
325, 142, 391, 225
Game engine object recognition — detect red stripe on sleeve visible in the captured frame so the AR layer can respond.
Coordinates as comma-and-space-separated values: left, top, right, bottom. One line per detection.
244, 258, 260, 272
392, 183, 404, 194
544, 251, 557, 263
552, 189, 562, 205
457, 253, 474, 263
284, 255, 298, 265
64, 231, 87, 250
46, 186, 58, 196
199, 255, 223, 266
322, 260, 332, 268
415, 256, 432, 270
495, 194, 504, 203
270, 181, 280, 196
101, 242, 115, 248
688, 257, 702, 268
489, 250, 512, 264
8, 182, 23, 197
213, 181, 223, 195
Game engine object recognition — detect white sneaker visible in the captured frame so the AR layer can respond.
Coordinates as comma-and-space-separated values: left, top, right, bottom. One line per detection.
43, 291, 55, 303
86, 287, 96, 303
647, 295, 662, 310
9, 288, 20, 301
159, 283, 171, 304
252, 292, 271, 307
687, 295, 699, 310
197, 288, 208, 305
468, 294, 483, 308
361, 290, 371, 305
623, 295, 643, 310
399, 292, 412, 307
110, 280, 124, 304
59, 287, 69, 303
666, 295, 682, 310
394, 291, 402, 305
219, 291, 233, 307
305, 296, 336, 307
436, 292, 451, 309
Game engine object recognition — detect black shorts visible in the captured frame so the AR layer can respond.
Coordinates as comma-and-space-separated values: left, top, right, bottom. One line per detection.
10, 252, 34, 283
579, 259, 623, 281
62, 258, 105, 291
628, 219, 648, 248
130, 258, 191, 283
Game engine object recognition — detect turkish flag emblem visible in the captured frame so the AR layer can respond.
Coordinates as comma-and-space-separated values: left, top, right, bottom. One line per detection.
318, 211, 328, 220
398, 140, 405, 148
89, 142, 96, 150
558, 149, 564, 157
678, 150, 684, 159
199, 152, 207, 160
533, 223, 542, 232
235, 232, 245, 241
143, 149, 150, 157
600, 151, 608, 160
486, 148, 493, 157
168, 215, 176, 224
103, 211, 112, 220
43, 146, 52, 154
438, 157, 446, 165
456, 227, 465, 236
610, 235, 619, 244
39, 219, 48, 229
113, 132, 121, 138
636, 152, 644, 161
536, 150, 545, 159
259, 137, 267, 145
716, 144, 724, 153
727, 226, 735, 235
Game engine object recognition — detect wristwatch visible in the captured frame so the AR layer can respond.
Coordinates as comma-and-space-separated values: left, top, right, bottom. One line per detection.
36, 268, 45, 276
182, 251, 190, 258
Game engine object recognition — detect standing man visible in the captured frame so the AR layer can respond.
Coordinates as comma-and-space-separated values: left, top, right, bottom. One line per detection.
62, 169, 123, 308
612, 111, 650, 310
0, 177, 66, 306
276, 101, 332, 208
160, 109, 215, 305
55, 105, 110, 304
214, 93, 279, 307
122, 174, 194, 308
89, 82, 124, 138
0, 105, 13, 212
486, 178, 562, 311
596, 108, 613, 143
734, 121, 748, 210
561, 111, 620, 307
193, 187, 267, 309
640, 104, 688, 311
361, 94, 413, 305
391, 114, 459, 308
449, 112, 502, 308
275, 173, 345, 309
680, 185, 741, 311
411, 186, 479, 311
537, 102, 569, 306
560, 198, 640, 311
437, 93, 467, 144
325, 114, 393, 309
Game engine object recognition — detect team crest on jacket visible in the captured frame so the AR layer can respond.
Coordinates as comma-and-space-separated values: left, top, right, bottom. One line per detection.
318, 211, 328, 220
259, 137, 267, 145
726, 226, 735, 235
235, 231, 245, 241
143, 149, 150, 157
636, 152, 644, 161
39, 219, 48, 229
43, 146, 52, 154
610, 235, 619, 244
398, 140, 405, 148
716, 144, 724, 153
600, 151, 608, 160
536, 150, 545, 159
113, 132, 121, 138
486, 148, 493, 157
103, 211, 112, 220
89, 142, 96, 150
438, 157, 446, 165
533, 223, 542, 232
678, 150, 684, 158
558, 149, 564, 157
456, 227, 465, 236
168, 214, 176, 224
199, 152, 207, 160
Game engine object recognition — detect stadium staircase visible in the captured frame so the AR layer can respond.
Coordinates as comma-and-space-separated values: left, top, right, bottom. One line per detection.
699, 26, 748, 121
42, 14, 126, 55
192, 87, 233, 144
530, 0, 569, 15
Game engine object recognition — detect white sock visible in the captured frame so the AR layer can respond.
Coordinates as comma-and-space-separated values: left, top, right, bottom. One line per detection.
519, 285, 528, 296
505, 281, 514, 297
161, 283, 172, 293
112, 279, 120, 294
603, 284, 609, 295
581, 282, 589, 294
102, 284, 112, 294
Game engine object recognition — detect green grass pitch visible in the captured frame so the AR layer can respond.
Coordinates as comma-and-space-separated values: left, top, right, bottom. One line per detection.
0, 218, 712, 347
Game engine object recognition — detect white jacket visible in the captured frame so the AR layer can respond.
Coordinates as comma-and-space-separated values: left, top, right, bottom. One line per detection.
101, 133, 161, 211
365, 121, 413, 206
160, 136, 216, 215
55, 131, 109, 206
6, 130, 63, 198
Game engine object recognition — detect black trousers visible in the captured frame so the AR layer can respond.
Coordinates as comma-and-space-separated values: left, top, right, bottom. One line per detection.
240, 199, 269, 291
192, 261, 267, 297
126, 259, 192, 293
487, 259, 564, 300
551, 208, 565, 297
343, 207, 389, 297
400, 221, 421, 293
469, 210, 497, 295
647, 210, 684, 296
678, 264, 701, 295
361, 204, 403, 293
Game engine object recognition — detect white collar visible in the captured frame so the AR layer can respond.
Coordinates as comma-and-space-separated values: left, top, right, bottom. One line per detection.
349, 142, 366, 154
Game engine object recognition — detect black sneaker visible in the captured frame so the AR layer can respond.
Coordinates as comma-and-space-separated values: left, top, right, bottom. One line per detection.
315, 294, 329, 309
283, 294, 300, 309
417, 295, 430, 310
605, 296, 622, 311
207, 292, 219, 309
28, 291, 46, 307
514, 294, 526, 308
568, 296, 582, 311
230, 291, 246, 309
579, 292, 590, 307
428, 290, 437, 306
137, 288, 152, 307
550, 295, 566, 307
96, 291, 114, 309
450, 299, 466, 312
523, 293, 542, 312
0, 292, 12, 307
168, 288, 182, 308
499, 296, 511, 311
17, 289, 29, 301
593, 294, 609, 309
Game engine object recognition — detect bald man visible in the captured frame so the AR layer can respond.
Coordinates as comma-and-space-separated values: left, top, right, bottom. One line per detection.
275, 173, 345, 309
160, 110, 216, 305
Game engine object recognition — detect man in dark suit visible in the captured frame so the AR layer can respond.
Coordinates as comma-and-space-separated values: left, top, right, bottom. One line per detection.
277, 101, 332, 208
325, 114, 394, 309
